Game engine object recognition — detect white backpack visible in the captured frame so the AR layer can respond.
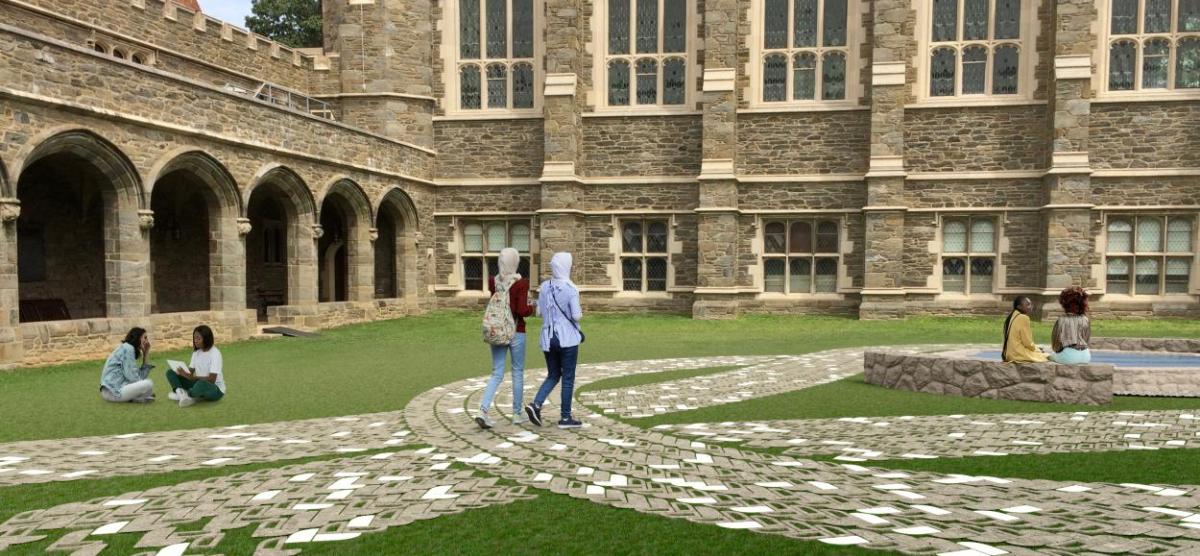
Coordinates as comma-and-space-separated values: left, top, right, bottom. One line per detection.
481, 279, 516, 346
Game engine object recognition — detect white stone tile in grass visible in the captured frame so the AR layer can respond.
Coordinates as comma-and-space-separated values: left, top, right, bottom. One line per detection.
841, 464, 871, 473
910, 504, 952, 516
62, 470, 97, 478
585, 485, 605, 495
874, 472, 910, 479
717, 521, 762, 529
901, 453, 939, 459
851, 513, 891, 526
577, 467, 594, 475
818, 536, 868, 546
348, 515, 375, 528
892, 491, 926, 500
1001, 505, 1040, 514
1185, 515, 1200, 523
958, 541, 1008, 555
974, 510, 1020, 522
422, 485, 458, 500
684, 453, 713, 464
92, 521, 130, 535
336, 448, 367, 454
201, 458, 233, 466
939, 550, 990, 556
676, 497, 717, 504
858, 507, 901, 515
78, 451, 107, 456
334, 472, 369, 477
1122, 483, 1166, 492
294, 503, 335, 511
326, 490, 354, 500
430, 462, 451, 471
1055, 484, 1091, 493
533, 473, 553, 482
1010, 440, 1042, 446
378, 475, 413, 482
155, 543, 189, 556
415, 447, 436, 455
807, 481, 839, 491
113, 433, 144, 439
212, 446, 244, 452
595, 475, 628, 488
456, 453, 496, 464
331, 431, 352, 438
754, 481, 792, 488
285, 529, 319, 543
895, 526, 939, 536
103, 499, 147, 507
550, 444, 567, 451
771, 461, 804, 467
495, 442, 515, 449
731, 506, 773, 514
290, 473, 316, 482
649, 464, 680, 470
328, 478, 366, 491
972, 450, 1008, 456
371, 452, 395, 460
18, 470, 52, 476
1167, 440, 1187, 446
252, 490, 281, 501
281, 439, 312, 444
872, 483, 912, 491
1144, 507, 1193, 518
947, 432, 967, 438
1156, 488, 1189, 497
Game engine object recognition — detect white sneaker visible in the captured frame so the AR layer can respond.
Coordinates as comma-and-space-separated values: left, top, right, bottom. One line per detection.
474, 412, 494, 429
167, 391, 180, 401
177, 388, 196, 408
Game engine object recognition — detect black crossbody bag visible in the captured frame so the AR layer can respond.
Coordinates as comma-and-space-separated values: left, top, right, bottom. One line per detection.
549, 284, 585, 344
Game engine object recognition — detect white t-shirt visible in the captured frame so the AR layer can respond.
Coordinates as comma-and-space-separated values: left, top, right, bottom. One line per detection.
189, 347, 226, 393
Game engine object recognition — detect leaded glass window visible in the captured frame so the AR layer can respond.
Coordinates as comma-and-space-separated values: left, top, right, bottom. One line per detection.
941, 216, 996, 294
928, 0, 1024, 97
759, 0, 853, 103
461, 219, 535, 291
1107, 0, 1200, 92
605, 0, 691, 107
454, 0, 538, 111
761, 218, 842, 294
1106, 214, 1196, 295
621, 218, 671, 292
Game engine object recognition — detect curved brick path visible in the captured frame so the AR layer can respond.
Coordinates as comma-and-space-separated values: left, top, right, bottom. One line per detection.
2, 348, 1200, 554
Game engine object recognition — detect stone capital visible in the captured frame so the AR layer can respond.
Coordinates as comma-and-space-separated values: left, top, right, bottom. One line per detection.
543, 74, 577, 97
369, 227, 380, 243
138, 209, 155, 231
0, 198, 19, 223
236, 217, 252, 236
702, 68, 736, 92
698, 159, 735, 181
311, 224, 325, 239
1047, 151, 1091, 174
865, 155, 906, 178
1054, 55, 1092, 81
539, 161, 577, 182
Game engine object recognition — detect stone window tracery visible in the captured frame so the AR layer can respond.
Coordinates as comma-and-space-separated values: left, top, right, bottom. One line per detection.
756, 0, 855, 104
1105, 0, 1200, 92
941, 216, 996, 294
620, 219, 670, 292
1105, 215, 1194, 295
926, 0, 1024, 97
602, 0, 692, 108
461, 220, 533, 291
454, 0, 540, 113
761, 219, 841, 294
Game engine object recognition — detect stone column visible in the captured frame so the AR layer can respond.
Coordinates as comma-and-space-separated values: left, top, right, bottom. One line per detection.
0, 198, 21, 367
105, 208, 153, 318
859, 1, 912, 319
290, 223, 321, 307
209, 215, 248, 313
691, 0, 741, 319
538, 0, 586, 279
1039, 0, 1098, 314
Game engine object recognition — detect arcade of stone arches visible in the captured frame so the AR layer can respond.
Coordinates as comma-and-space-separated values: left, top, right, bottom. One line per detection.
0, 129, 421, 326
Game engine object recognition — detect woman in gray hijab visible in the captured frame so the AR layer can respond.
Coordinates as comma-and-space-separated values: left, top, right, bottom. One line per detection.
524, 252, 584, 428
476, 248, 534, 429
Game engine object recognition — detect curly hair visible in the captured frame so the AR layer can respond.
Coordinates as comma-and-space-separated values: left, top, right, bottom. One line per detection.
1058, 286, 1089, 315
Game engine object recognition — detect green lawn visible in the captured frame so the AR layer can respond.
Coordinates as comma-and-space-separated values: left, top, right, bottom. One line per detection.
1, 312, 1198, 555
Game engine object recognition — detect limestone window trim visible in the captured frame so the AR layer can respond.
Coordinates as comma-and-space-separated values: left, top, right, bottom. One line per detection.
88, 37, 156, 66
454, 217, 536, 292
911, 0, 1041, 104
933, 213, 1005, 297
1092, 0, 1200, 98
441, 0, 545, 116
590, 0, 700, 112
755, 216, 847, 296
613, 216, 679, 293
745, 0, 867, 108
1098, 212, 1197, 297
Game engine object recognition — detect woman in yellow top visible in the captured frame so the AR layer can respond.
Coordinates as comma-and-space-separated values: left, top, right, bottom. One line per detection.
1002, 296, 1048, 363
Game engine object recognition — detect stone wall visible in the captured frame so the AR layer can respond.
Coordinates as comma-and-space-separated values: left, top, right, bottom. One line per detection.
736, 112, 870, 175
581, 116, 702, 176
434, 120, 544, 179
904, 108, 1048, 172
864, 350, 1114, 405
1090, 337, 1200, 353
1092, 177, 1200, 207
903, 179, 1043, 208
1089, 102, 1200, 169
737, 182, 866, 210
266, 299, 421, 330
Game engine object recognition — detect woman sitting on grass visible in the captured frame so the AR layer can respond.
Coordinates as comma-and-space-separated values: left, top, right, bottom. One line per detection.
166, 325, 226, 408
1002, 296, 1048, 363
99, 327, 156, 403
1048, 286, 1092, 365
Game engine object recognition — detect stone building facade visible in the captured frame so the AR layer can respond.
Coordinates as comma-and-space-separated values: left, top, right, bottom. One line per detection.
0, 0, 1197, 367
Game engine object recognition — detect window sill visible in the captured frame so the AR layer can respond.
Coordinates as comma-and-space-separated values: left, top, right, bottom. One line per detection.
739, 103, 869, 114
906, 98, 1046, 109
1092, 92, 1200, 104
1098, 293, 1198, 299
755, 292, 846, 299
434, 112, 544, 121
613, 291, 674, 298
583, 109, 702, 118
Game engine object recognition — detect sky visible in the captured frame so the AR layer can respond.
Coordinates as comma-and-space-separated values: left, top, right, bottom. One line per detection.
199, 0, 254, 26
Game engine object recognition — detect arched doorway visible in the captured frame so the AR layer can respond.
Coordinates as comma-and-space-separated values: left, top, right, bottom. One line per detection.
317, 180, 372, 303
245, 166, 316, 321
148, 152, 243, 314
375, 187, 419, 299
15, 131, 143, 322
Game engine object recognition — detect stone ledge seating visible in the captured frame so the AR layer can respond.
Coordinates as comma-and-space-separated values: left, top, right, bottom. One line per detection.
864, 350, 1114, 405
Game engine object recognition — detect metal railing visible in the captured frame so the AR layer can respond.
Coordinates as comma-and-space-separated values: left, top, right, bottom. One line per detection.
225, 82, 335, 121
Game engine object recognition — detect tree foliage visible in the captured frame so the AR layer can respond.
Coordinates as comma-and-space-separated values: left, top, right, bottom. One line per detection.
245, 0, 322, 49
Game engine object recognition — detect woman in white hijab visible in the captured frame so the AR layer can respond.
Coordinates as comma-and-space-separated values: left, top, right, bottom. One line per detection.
475, 248, 534, 429
524, 252, 584, 429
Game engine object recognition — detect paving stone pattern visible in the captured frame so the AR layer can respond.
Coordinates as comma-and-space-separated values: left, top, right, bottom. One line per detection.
1, 348, 1200, 554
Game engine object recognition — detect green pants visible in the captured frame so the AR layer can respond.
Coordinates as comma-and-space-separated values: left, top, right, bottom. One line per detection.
166, 370, 224, 401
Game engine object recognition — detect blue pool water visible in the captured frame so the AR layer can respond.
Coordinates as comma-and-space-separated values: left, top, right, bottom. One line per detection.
974, 350, 1200, 368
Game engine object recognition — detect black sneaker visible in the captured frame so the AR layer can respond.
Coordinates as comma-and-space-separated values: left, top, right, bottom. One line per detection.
557, 417, 582, 429
524, 403, 543, 427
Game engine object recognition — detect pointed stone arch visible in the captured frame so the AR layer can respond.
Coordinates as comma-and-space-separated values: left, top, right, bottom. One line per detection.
317, 177, 374, 302
16, 130, 147, 320
244, 164, 318, 317
375, 186, 421, 299
148, 150, 246, 313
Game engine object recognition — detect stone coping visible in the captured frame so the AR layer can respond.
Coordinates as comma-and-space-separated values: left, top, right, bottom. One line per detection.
863, 350, 1114, 405
1090, 337, 1200, 353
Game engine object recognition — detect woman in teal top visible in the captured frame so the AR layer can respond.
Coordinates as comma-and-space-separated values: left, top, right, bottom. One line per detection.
100, 327, 156, 403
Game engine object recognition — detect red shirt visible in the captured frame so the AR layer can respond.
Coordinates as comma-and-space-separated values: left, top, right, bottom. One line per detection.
488, 276, 534, 333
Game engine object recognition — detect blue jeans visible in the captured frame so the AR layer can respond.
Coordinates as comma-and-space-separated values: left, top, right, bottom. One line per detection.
533, 336, 579, 420
1050, 347, 1091, 365
481, 333, 525, 414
